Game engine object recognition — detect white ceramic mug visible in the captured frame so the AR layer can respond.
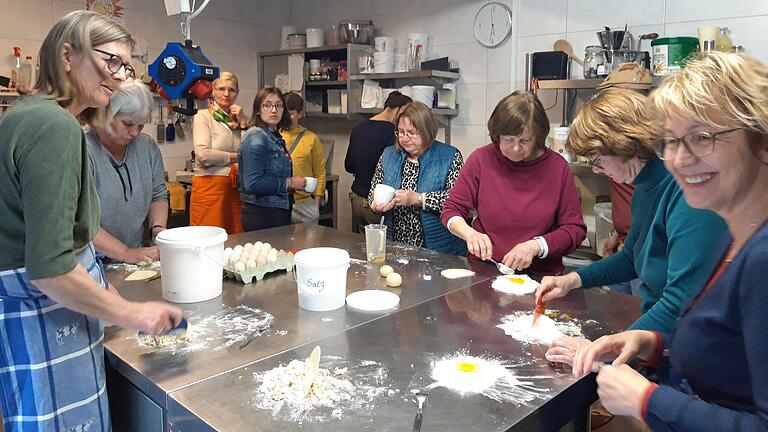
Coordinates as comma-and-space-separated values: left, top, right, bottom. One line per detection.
304, 176, 318, 193
373, 184, 396, 206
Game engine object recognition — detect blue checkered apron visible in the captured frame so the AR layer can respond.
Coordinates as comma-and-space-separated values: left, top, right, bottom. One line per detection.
0, 243, 111, 432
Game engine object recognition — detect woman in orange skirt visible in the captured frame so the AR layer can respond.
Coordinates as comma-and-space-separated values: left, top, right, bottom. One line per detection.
191, 71, 248, 233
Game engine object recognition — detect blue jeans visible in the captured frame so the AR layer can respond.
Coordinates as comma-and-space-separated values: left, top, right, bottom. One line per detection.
610, 278, 643, 296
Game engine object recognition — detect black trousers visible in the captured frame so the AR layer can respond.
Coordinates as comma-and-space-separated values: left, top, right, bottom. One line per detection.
241, 203, 291, 232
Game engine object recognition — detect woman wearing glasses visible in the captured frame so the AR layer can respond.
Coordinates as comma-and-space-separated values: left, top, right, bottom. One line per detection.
191, 71, 247, 234
0, 11, 182, 430
536, 88, 727, 336
562, 51, 768, 432
369, 101, 466, 255
238, 88, 307, 231
87, 80, 169, 264
442, 91, 586, 275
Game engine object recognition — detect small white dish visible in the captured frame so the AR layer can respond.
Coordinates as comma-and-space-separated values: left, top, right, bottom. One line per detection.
346, 290, 400, 312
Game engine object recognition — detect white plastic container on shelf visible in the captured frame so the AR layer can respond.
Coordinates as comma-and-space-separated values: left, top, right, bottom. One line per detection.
411, 85, 435, 107
328, 89, 342, 114
306, 28, 324, 48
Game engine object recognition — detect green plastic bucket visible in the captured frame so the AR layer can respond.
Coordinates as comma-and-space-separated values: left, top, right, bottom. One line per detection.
651, 37, 699, 76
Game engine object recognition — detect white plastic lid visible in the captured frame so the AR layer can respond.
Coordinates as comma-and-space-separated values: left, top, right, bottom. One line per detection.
294, 247, 350, 267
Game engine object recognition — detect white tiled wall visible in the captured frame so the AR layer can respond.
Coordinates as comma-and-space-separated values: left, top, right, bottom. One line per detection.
0, 0, 286, 180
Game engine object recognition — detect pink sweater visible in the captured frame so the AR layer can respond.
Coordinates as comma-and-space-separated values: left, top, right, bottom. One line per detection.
442, 144, 586, 275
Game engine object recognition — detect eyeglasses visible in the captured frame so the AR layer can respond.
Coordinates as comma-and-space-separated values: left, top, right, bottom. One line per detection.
587, 154, 603, 169
395, 130, 420, 139
261, 102, 284, 110
93, 48, 135, 78
655, 128, 742, 160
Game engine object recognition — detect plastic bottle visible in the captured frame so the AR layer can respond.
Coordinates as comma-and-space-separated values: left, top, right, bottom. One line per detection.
10, 47, 21, 89
19, 56, 33, 90
165, 106, 176, 142
716, 27, 733, 52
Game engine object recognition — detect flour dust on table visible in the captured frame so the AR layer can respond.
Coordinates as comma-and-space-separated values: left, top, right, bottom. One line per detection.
252, 349, 396, 423
427, 352, 550, 404
136, 305, 274, 354
497, 311, 584, 345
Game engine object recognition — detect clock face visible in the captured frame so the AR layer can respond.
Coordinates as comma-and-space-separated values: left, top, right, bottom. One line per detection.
474, 2, 513, 48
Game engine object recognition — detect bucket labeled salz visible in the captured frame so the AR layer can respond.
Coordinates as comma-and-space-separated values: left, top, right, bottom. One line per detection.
293, 247, 350, 311
155, 226, 228, 303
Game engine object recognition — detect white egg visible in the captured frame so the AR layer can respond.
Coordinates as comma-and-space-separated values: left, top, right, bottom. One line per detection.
386, 272, 402, 287
267, 249, 278, 264
233, 245, 243, 254
234, 261, 246, 272
262, 243, 271, 251
256, 255, 268, 266
230, 252, 241, 265
239, 254, 249, 264
247, 259, 257, 269
244, 243, 253, 249
253, 241, 263, 250
223, 248, 233, 264
379, 265, 394, 277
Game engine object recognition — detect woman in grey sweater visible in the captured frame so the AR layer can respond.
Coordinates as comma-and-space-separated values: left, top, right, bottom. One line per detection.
87, 79, 169, 263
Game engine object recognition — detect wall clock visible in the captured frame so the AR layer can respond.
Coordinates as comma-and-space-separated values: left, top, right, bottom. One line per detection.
474, 2, 513, 48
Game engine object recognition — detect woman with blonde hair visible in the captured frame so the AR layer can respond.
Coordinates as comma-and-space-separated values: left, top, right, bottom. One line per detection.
567, 51, 768, 432
369, 101, 465, 255
442, 91, 585, 274
191, 71, 248, 233
536, 88, 726, 333
0, 11, 182, 430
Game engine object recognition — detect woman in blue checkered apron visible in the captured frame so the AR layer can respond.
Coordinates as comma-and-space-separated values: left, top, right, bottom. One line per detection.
0, 11, 182, 432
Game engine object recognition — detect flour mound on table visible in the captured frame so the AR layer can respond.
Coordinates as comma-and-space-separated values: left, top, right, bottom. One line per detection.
429, 353, 549, 404
259, 359, 355, 412
491, 274, 539, 295
498, 311, 583, 345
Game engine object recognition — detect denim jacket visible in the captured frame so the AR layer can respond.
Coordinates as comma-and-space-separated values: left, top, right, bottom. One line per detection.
238, 126, 292, 209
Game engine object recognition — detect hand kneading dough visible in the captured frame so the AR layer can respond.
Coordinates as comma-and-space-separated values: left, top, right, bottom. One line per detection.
379, 265, 394, 277
386, 272, 402, 287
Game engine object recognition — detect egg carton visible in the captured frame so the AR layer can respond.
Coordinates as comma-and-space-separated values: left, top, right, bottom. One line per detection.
223, 250, 294, 283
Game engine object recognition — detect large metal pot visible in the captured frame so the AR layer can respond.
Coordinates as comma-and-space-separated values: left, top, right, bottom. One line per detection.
338, 20, 374, 44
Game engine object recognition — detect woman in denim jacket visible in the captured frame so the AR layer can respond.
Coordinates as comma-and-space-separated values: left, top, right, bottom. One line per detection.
238, 88, 308, 231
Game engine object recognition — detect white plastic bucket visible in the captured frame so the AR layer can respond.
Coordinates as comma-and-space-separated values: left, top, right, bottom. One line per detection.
155, 226, 228, 303
411, 85, 435, 107
294, 247, 350, 311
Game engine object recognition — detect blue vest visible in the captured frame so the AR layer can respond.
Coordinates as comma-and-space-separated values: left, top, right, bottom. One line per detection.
381, 141, 467, 256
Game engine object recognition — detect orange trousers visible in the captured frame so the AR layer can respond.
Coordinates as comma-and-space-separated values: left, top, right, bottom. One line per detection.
190, 175, 243, 234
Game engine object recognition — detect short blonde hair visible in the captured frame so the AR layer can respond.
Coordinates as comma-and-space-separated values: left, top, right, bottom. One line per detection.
487, 91, 549, 149
212, 71, 239, 90
567, 88, 660, 160
397, 102, 437, 149
651, 52, 768, 150
36, 11, 134, 125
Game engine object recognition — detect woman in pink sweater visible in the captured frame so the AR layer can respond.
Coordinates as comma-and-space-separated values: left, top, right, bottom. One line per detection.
442, 92, 586, 275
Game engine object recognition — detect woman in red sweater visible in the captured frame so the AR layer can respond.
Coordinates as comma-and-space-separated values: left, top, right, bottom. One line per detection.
441, 92, 586, 275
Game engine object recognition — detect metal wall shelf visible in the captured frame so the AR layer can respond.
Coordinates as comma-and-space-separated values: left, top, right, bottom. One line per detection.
349, 70, 460, 81
305, 80, 347, 87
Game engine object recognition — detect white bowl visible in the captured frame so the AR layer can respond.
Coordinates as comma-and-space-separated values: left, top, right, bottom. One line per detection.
373, 184, 396, 206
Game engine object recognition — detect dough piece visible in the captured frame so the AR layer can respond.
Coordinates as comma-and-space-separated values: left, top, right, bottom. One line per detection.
379, 265, 394, 277
440, 268, 476, 279
125, 270, 157, 281
386, 272, 402, 287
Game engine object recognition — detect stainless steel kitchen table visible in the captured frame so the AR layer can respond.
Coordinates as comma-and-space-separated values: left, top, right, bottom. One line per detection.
104, 224, 489, 430
165, 281, 641, 432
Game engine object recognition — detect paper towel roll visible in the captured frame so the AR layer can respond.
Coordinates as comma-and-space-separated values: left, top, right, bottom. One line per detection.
373, 52, 395, 73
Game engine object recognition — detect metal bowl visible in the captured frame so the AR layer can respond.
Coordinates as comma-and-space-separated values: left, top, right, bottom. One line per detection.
337, 20, 374, 44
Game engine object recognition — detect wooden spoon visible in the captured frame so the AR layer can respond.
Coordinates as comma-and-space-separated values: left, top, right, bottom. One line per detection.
302, 346, 322, 397
553, 39, 585, 67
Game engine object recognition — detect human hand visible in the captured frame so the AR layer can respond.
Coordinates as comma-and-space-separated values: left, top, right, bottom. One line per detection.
393, 189, 420, 207
602, 232, 620, 257
502, 240, 541, 271
370, 199, 395, 213
289, 176, 307, 191
230, 104, 243, 123
545, 336, 593, 365
535, 272, 581, 304
466, 231, 493, 261
597, 364, 654, 419
121, 246, 160, 264
130, 301, 184, 335
572, 330, 658, 378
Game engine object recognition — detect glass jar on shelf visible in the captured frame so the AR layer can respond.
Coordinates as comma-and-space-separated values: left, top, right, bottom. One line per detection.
584, 46, 606, 79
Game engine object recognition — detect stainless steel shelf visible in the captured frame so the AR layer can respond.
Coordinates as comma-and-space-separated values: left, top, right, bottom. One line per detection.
536, 76, 665, 90
305, 112, 348, 118
355, 107, 458, 116
349, 70, 460, 81
305, 80, 347, 87
259, 43, 369, 57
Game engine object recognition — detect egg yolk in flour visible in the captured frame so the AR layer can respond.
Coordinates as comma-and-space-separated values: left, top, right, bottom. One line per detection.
506, 277, 525, 284
457, 361, 478, 373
